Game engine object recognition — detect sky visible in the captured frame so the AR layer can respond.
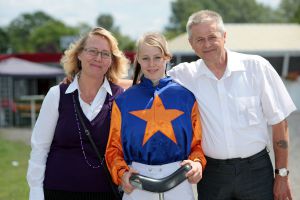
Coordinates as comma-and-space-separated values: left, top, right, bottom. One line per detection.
0, 0, 281, 39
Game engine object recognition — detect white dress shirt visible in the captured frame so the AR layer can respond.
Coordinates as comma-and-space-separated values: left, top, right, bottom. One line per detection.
26, 74, 113, 200
168, 50, 297, 159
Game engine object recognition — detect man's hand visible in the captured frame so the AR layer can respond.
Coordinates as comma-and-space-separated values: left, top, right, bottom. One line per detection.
181, 159, 203, 184
274, 175, 292, 200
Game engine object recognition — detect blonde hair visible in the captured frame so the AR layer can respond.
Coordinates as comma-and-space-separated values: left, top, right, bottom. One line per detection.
60, 27, 129, 83
186, 10, 225, 39
132, 32, 172, 85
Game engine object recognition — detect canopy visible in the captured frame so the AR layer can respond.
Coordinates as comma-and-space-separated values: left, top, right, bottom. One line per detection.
0, 57, 64, 77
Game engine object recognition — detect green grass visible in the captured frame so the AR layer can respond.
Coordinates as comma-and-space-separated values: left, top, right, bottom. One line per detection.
0, 137, 30, 200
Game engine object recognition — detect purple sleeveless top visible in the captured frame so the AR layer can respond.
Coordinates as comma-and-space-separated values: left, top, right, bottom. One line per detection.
43, 82, 123, 192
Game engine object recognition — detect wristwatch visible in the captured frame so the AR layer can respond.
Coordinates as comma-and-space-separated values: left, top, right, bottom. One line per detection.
275, 168, 289, 177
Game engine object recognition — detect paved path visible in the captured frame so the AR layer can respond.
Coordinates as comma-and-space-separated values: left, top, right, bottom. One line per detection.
0, 112, 299, 199
0, 127, 31, 145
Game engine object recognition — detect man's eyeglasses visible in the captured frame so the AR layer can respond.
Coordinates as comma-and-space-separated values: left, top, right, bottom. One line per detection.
83, 48, 112, 59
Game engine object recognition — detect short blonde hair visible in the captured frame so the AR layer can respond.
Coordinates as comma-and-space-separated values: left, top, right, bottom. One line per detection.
60, 27, 129, 83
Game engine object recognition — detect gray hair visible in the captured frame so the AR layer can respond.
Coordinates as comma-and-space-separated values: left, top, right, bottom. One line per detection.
186, 10, 225, 39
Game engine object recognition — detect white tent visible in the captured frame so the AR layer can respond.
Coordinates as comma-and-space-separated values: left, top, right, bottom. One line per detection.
0, 57, 64, 77
0, 57, 64, 127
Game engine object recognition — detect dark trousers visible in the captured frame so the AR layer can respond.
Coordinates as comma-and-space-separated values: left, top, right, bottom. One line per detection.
44, 189, 117, 200
197, 148, 274, 200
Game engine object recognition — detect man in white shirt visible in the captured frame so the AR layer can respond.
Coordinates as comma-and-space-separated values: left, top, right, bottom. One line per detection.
168, 10, 296, 200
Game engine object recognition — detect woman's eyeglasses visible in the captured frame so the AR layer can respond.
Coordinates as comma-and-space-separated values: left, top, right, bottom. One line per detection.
83, 48, 112, 59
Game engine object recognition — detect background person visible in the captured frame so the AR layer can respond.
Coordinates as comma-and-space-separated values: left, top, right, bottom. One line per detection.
27, 27, 128, 200
105, 32, 206, 200
168, 10, 296, 200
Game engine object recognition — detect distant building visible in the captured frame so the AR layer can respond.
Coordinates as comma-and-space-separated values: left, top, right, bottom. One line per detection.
0, 52, 135, 127
0, 56, 64, 127
168, 23, 300, 110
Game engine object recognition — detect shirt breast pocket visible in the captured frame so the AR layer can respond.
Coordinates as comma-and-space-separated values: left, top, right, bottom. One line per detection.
235, 96, 263, 128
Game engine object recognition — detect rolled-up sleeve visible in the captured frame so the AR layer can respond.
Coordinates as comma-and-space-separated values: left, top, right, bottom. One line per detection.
260, 62, 297, 125
27, 86, 59, 200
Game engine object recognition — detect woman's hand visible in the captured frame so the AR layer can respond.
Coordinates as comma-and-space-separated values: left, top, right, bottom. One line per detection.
121, 167, 139, 194
181, 159, 203, 184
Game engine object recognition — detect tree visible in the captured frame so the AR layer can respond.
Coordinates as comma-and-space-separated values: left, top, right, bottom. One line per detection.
278, 0, 300, 23
165, 0, 204, 38
76, 23, 92, 35
164, 0, 280, 39
292, 6, 300, 23
96, 14, 135, 51
0, 28, 9, 53
4, 11, 135, 53
29, 20, 78, 52
6, 11, 80, 53
113, 32, 135, 51
97, 14, 114, 30
7, 11, 54, 52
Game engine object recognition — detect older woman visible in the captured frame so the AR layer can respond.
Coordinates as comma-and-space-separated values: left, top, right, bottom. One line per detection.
27, 27, 129, 200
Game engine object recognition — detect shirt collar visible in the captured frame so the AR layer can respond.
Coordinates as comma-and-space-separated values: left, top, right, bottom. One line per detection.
140, 76, 172, 88
65, 74, 79, 94
196, 49, 245, 79
226, 49, 245, 72
65, 73, 112, 95
102, 77, 112, 96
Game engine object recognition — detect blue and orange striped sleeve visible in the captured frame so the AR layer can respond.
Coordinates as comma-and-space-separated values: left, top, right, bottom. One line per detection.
105, 101, 129, 185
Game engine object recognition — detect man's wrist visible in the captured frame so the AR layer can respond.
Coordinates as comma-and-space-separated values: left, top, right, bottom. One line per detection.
275, 168, 289, 177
